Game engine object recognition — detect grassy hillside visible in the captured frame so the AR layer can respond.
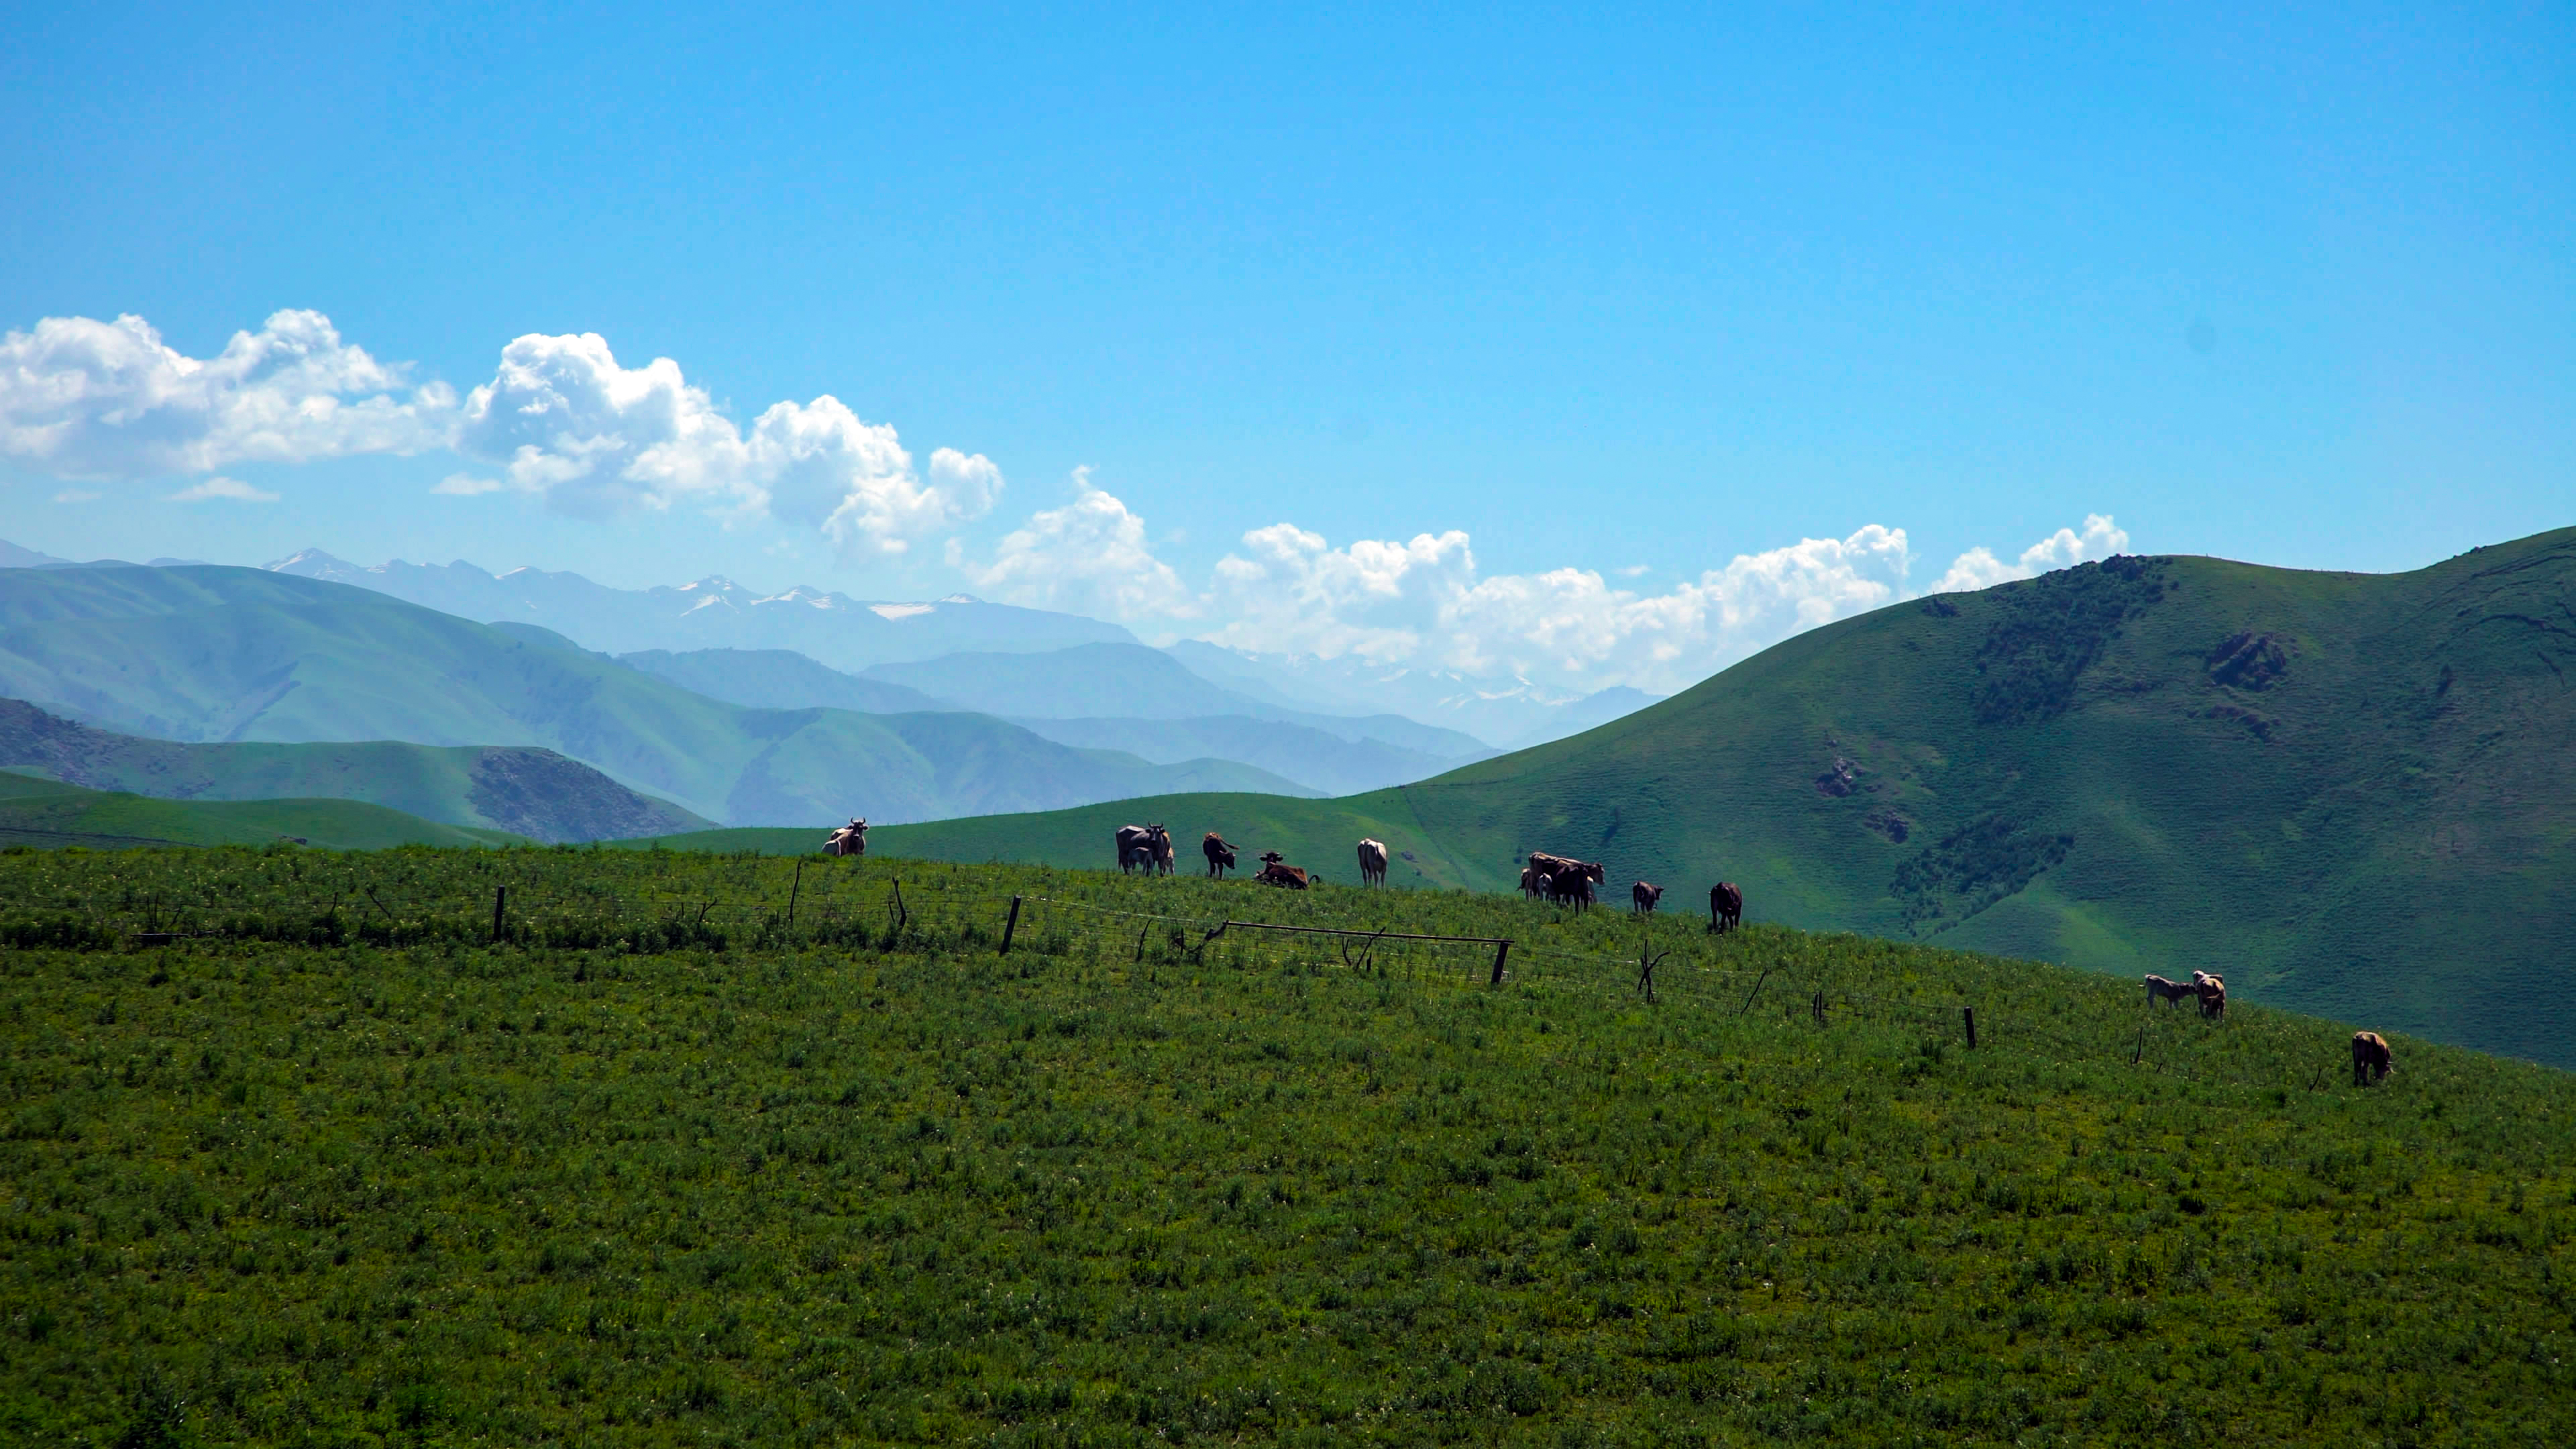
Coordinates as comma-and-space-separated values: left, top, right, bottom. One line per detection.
639, 531, 2576, 1069
3, 847, 2570, 1444
0, 565, 1311, 825
0, 698, 709, 842
0, 770, 523, 849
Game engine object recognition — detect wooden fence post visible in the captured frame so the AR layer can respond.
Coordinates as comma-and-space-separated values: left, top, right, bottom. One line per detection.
2131, 1025, 2145, 1065
888, 879, 906, 936
491, 885, 505, 944
788, 859, 803, 927
1489, 940, 1511, 985
1000, 896, 1022, 955
1813, 989, 1827, 1026
1964, 1006, 1978, 1049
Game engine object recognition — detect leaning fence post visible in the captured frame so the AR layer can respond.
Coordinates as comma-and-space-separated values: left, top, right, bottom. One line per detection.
1489, 939, 1511, 985
1000, 896, 1022, 955
2131, 1024, 2145, 1065
789, 859, 803, 927
1964, 1006, 1978, 1049
1813, 989, 1827, 1026
888, 879, 906, 936
491, 885, 506, 944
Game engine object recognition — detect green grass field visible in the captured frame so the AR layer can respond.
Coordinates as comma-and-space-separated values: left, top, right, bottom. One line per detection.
4, 846, 2571, 1444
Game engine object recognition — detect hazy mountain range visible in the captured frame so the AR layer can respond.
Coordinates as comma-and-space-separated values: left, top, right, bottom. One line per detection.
0, 698, 708, 842
0, 539, 1662, 810
0, 564, 1315, 826
256, 547, 1654, 749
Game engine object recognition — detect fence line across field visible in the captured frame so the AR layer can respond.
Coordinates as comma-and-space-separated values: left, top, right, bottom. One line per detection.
5, 865, 2355, 1100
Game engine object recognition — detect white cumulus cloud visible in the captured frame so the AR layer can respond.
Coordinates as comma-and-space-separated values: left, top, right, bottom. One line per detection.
0, 311, 453, 479
452, 331, 1000, 553
167, 475, 280, 503
1929, 513, 2130, 594
958, 468, 1197, 619
1201, 523, 1917, 692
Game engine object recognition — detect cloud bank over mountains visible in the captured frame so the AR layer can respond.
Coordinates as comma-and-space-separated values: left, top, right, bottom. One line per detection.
2, 307, 2131, 694
987, 507, 2127, 695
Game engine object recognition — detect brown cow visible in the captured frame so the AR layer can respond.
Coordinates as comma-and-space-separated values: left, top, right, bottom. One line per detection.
2352, 1031, 2396, 1085
822, 819, 867, 857
1356, 838, 1389, 886
1254, 851, 1311, 890
1203, 833, 1238, 878
1631, 881, 1664, 914
2192, 970, 2228, 1021
2144, 973, 2194, 1008
1708, 881, 1743, 934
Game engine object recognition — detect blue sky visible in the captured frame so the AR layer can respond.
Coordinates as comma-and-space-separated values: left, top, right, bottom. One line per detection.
3, 2, 2568, 691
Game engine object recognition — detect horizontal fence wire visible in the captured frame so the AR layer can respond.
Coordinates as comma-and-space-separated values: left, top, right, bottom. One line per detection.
0, 853, 2339, 1098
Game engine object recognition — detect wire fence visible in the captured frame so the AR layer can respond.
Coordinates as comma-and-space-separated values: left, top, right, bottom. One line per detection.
0, 857, 2342, 1098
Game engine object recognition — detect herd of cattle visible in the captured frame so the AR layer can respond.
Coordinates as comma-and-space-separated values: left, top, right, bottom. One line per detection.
2147, 968, 2400, 1085
828, 814, 2396, 1085
1108, 828, 1752, 931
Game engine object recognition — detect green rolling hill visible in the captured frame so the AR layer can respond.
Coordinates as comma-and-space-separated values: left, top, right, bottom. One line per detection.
0, 698, 708, 842
633, 529, 2576, 1067
0, 769, 523, 849
0, 564, 1313, 825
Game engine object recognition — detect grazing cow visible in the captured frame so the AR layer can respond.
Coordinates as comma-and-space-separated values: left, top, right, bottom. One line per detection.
822, 818, 867, 857
2144, 973, 2194, 1008
1549, 862, 1605, 910
1708, 881, 1743, 934
1520, 865, 1542, 899
1631, 881, 1664, 914
2192, 970, 2228, 1021
1357, 838, 1389, 886
1203, 833, 1238, 878
1115, 823, 1170, 875
2352, 1030, 2396, 1085
1528, 851, 1580, 883
1254, 851, 1311, 890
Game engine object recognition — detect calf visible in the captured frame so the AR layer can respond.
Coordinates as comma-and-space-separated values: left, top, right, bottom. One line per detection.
2144, 973, 2194, 1008
1631, 881, 1664, 914
1203, 833, 1238, 878
2352, 1031, 2396, 1085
